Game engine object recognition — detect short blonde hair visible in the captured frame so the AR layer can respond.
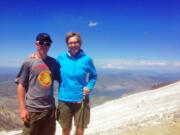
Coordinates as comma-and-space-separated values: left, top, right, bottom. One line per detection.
66, 32, 82, 45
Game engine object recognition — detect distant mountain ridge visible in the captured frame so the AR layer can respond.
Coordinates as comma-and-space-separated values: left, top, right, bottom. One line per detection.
151, 81, 179, 89
92, 71, 180, 98
0, 67, 19, 74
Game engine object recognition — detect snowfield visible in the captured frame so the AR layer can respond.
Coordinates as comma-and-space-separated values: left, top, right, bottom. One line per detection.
1, 81, 180, 135
85, 81, 180, 135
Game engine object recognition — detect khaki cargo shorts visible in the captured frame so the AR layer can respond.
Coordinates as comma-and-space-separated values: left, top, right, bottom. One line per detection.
57, 100, 90, 129
22, 109, 56, 135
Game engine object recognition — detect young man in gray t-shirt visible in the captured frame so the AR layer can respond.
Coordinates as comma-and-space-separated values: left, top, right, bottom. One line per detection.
15, 33, 60, 135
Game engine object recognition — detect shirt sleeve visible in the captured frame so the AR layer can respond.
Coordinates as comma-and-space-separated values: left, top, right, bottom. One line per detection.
15, 60, 30, 90
54, 60, 61, 82
86, 58, 97, 91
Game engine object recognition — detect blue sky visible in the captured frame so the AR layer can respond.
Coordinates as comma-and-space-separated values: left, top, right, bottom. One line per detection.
0, 0, 180, 71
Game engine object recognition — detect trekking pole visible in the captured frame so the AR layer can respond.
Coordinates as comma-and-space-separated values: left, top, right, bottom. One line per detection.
81, 95, 85, 109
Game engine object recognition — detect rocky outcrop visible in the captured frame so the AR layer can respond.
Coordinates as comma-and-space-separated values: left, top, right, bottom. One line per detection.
0, 103, 22, 131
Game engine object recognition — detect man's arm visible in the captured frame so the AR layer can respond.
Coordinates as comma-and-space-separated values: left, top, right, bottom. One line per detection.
17, 83, 29, 123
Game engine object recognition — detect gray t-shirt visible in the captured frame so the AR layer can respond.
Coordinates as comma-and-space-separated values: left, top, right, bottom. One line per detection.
15, 56, 60, 112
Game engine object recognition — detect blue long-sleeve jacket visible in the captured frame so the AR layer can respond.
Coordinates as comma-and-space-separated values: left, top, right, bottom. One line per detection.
56, 51, 97, 102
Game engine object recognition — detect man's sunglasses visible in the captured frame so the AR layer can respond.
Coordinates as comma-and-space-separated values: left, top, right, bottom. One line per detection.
38, 41, 51, 46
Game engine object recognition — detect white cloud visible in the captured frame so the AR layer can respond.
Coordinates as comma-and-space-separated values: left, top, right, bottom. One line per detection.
174, 63, 180, 66
102, 63, 128, 70
104, 85, 126, 91
94, 59, 180, 71
139, 61, 167, 66
88, 21, 98, 27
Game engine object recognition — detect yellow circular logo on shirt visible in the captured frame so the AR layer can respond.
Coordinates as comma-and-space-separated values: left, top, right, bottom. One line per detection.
38, 71, 52, 86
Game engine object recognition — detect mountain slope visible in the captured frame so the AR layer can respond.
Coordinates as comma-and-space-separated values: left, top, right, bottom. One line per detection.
85, 81, 180, 135
0, 103, 22, 131
1, 81, 180, 135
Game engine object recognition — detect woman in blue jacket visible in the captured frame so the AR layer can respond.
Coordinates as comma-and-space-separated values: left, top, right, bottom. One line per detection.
56, 32, 97, 135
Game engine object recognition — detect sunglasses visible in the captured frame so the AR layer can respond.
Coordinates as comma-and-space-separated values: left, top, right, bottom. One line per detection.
68, 41, 79, 45
38, 41, 51, 46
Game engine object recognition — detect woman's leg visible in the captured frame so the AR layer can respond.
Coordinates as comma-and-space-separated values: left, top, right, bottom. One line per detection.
75, 128, 84, 135
74, 101, 90, 135
62, 127, 71, 135
57, 101, 73, 135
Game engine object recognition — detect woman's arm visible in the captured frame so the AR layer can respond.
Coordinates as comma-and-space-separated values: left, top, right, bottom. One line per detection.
85, 58, 97, 91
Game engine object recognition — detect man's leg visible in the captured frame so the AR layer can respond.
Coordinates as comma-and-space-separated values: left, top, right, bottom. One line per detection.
22, 112, 44, 135
41, 110, 56, 135
22, 110, 56, 135
22, 122, 34, 135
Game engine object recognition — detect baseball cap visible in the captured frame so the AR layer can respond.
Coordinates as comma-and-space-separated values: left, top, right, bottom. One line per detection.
36, 33, 52, 43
